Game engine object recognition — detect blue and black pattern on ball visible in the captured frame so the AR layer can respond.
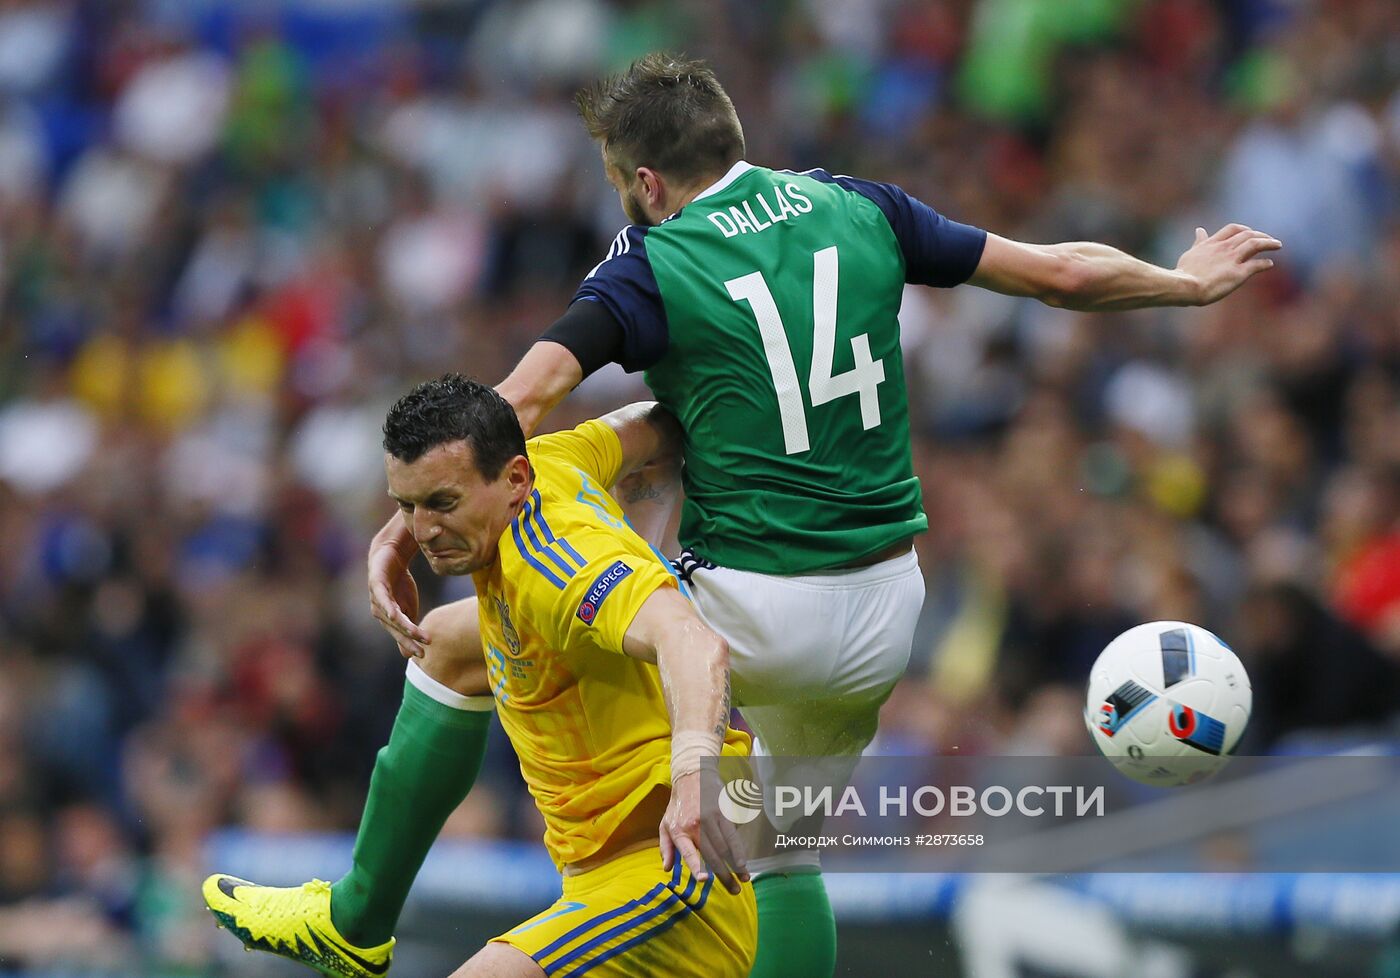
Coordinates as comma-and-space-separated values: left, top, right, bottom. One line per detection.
1099, 679, 1158, 736
1168, 703, 1226, 755
1159, 627, 1195, 688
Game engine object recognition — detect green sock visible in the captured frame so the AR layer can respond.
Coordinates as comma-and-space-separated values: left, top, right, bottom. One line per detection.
330, 674, 490, 947
749, 870, 837, 978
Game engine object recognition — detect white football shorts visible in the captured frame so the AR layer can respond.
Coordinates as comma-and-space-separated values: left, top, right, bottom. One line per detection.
682, 548, 923, 746
680, 547, 924, 873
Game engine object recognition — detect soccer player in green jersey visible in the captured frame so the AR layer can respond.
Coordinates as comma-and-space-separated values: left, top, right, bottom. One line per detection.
347, 53, 1280, 978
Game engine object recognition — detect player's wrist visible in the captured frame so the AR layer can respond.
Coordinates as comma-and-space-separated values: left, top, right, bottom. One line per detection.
369, 524, 418, 564
671, 730, 723, 780
1170, 268, 1207, 306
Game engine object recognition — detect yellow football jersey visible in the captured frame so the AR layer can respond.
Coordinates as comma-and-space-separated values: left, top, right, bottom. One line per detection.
473, 419, 749, 869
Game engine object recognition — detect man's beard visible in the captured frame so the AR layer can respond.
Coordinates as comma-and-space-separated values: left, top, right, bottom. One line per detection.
622, 187, 656, 227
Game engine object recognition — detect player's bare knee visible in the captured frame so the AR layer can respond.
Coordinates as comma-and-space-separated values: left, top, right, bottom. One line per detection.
418, 598, 489, 696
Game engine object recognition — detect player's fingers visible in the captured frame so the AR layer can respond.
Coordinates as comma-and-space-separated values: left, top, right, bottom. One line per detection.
717, 815, 750, 882
1237, 235, 1282, 258
695, 837, 737, 894
368, 583, 404, 626
658, 823, 675, 872
372, 602, 426, 657
371, 586, 431, 647
385, 596, 431, 643
395, 608, 430, 645
378, 604, 423, 649
699, 821, 744, 895
673, 832, 710, 883
710, 823, 749, 892
708, 808, 748, 869
1214, 223, 1250, 240
1244, 258, 1275, 275
1194, 227, 1207, 244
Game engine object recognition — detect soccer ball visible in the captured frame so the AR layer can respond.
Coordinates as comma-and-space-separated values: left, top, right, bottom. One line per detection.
1085, 621, 1252, 786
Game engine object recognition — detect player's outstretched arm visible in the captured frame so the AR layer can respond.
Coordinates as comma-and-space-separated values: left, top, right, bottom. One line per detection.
968, 225, 1281, 311
496, 341, 585, 438
623, 587, 749, 895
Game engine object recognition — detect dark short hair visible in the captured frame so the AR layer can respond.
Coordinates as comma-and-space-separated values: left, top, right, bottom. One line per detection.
382, 374, 525, 478
575, 52, 745, 184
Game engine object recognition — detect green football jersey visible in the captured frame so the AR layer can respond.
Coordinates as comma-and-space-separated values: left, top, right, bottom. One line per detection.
573, 162, 986, 575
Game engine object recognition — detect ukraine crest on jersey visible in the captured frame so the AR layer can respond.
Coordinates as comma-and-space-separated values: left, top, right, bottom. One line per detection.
472, 419, 749, 869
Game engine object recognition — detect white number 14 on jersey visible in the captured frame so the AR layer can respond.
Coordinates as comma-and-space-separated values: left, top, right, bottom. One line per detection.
726, 245, 886, 455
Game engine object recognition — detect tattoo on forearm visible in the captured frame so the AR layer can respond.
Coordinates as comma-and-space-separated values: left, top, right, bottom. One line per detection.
714, 673, 731, 740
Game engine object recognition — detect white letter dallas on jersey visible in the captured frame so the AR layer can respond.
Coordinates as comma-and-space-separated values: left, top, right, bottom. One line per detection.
708, 183, 812, 238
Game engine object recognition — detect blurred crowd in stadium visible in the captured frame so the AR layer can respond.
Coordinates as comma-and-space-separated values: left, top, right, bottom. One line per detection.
0, 0, 1397, 972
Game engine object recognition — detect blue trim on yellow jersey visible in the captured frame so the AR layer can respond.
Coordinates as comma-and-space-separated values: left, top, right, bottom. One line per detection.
560, 916, 684, 977
521, 502, 579, 580
511, 517, 567, 589
697, 873, 715, 908
549, 892, 684, 974
534, 862, 682, 972
648, 543, 690, 599
530, 490, 588, 570
508, 901, 588, 936
557, 537, 588, 570
557, 874, 715, 977
677, 866, 698, 903
534, 879, 671, 966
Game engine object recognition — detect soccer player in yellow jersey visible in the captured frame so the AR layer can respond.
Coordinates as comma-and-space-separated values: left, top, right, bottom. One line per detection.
204, 375, 755, 978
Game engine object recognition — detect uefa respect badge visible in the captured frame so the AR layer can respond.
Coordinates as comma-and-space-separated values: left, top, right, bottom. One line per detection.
576, 560, 632, 625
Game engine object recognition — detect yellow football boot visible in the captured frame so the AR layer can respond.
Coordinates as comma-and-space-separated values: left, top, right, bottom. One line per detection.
202, 875, 394, 978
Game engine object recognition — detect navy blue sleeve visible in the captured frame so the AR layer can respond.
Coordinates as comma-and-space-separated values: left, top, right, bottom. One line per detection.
802, 169, 988, 288
570, 226, 669, 373
539, 298, 625, 379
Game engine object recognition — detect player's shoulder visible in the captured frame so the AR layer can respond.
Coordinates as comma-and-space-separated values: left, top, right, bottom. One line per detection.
775, 167, 929, 243
776, 166, 905, 199
528, 420, 622, 483
583, 224, 653, 281
775, 165, 838, 181
528, 418, 618, 453
498, 484, 594, 599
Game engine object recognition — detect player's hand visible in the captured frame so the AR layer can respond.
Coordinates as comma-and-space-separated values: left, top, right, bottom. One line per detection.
659, 770, 750, 896
1175, 224, 1282, 305
368, 514, 430, 658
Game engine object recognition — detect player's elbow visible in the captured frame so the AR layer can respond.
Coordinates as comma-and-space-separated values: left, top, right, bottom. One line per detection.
685, 622, 729, 678
708, 631, 730, 673
681, 619, 726, 663
641, 402, 683, 465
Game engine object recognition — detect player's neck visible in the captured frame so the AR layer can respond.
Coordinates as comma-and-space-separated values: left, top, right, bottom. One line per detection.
668, 183, 710, 213
499, 474, 534, 537
659, 168, 731, 220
